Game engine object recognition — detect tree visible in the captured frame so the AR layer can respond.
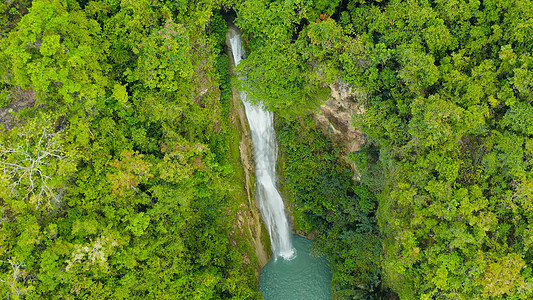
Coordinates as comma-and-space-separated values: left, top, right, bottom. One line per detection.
131, 20, 193, 93
0, 116, 75, 209
2, 0, 110, 106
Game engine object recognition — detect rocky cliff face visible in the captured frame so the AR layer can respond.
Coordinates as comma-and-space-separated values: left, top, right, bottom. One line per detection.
314, 79, 366, 180
226, 34, 272, 279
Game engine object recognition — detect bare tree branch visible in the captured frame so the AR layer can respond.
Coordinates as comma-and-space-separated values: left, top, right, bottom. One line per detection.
0, 259, 29, 298
0, 127, 71, 208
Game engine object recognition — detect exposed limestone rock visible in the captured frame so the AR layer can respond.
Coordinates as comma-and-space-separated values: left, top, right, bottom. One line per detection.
226, 34, 271, 279
314, 78, 366, 180
231, 85, 271, 270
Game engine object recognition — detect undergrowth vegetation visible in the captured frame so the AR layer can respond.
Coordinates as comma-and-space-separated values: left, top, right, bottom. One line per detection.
277, 116, 384, 298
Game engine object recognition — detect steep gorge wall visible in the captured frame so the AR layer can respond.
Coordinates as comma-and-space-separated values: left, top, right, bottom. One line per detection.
276, 78, 366, 239
225, 30, 271, 278
314, 79, 366, 180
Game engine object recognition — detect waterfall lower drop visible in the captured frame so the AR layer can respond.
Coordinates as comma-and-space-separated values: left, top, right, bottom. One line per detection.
227, 25, 332, 299
227, 26, 295, 260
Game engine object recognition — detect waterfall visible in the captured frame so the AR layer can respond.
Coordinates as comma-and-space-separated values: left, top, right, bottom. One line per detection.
227, 26, 295, 260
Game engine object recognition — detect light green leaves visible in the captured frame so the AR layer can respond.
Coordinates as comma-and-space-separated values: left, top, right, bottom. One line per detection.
112, 84, 128, 104
397, 45, 440, 94
40, 34, 61, 56
501, 101, 533, 135
475, 253, 527, 297
0, 3, 259, 299
126, 212, 150, 237
2, 0, 109, 104
133, 20, 192, 93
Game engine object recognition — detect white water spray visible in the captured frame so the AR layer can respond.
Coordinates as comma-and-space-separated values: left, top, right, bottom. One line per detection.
227, 26, 295, 260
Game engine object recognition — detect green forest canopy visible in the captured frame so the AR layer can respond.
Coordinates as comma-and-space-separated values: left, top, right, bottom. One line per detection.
0, 0, 259, 298
1, 0, 533, 299
234, 0, 533, 298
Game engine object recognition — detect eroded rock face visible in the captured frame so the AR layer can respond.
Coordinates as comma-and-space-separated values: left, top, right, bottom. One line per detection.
314, 79, 366, 180
230, 85, 271, 271
226, 32, 272, 279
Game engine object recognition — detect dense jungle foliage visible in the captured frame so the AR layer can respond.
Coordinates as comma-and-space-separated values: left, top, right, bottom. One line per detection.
0, 0, 260, 298
233, 0, 533, 299
2, 0, 533, 299
276, 117, 383, 299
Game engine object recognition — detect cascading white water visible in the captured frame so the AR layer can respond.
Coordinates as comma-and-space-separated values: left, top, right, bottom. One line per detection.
227, 26, 295, 260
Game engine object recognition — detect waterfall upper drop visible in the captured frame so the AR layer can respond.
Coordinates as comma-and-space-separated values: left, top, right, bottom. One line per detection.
227, 26, 295, 260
